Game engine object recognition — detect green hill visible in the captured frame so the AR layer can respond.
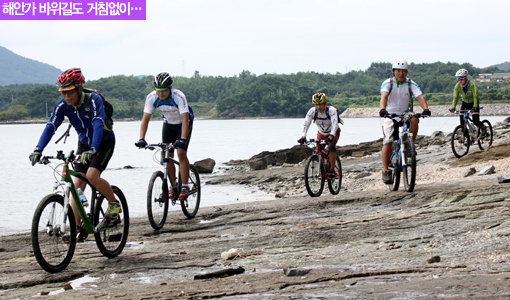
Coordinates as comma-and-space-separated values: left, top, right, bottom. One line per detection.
0, 45, 61, 86
491, 61, 510, 72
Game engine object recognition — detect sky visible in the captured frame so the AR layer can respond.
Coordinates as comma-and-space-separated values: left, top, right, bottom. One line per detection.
1, 0, 509, 80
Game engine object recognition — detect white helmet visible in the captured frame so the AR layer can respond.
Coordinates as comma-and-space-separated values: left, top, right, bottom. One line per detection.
392, 58, 409, 70
455, 68, 468, 78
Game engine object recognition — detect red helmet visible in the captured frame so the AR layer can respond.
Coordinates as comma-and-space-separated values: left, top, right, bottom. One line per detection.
57, 68, 85, 91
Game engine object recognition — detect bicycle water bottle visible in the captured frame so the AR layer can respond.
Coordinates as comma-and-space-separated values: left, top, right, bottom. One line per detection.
76, 188, 88, 207
160, 149, 166, 164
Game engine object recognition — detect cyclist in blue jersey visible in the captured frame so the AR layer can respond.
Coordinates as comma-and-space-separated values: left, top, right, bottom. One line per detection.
29, 68, 120, 231
135, 72, 193, 200
379, 59, 431, 184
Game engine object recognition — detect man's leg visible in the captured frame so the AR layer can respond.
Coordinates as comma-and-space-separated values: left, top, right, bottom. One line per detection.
382, 143, 392, 170
177, 148, 189, 185
409, 117, 419, 142
86, 167, 115, 202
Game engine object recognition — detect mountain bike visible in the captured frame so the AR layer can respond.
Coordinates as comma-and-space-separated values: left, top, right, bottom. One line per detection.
450, 109, 493, 158
385, 112, 426, 192
143, 143, 201, 230
31, 150, 129, 273
302, 139, 342, 197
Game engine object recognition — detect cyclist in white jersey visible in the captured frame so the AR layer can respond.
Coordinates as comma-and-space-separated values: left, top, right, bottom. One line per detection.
379, 59, 431, 184
135, 72, 192, 200
298, 92, 342, 178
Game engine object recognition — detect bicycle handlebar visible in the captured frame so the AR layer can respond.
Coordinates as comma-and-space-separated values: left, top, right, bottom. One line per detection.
39, 150, 76, 165
144, 142, 176, 151
384, 112, 425, 120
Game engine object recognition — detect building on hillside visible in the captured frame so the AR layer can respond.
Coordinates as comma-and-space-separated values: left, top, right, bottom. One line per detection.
491, 73, 510, 81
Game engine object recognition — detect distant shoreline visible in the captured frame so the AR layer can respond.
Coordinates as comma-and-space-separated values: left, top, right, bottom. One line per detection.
1, 103, 509, 125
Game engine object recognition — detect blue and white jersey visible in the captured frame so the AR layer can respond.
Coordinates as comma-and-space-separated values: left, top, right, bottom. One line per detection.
143, 88, 189, 125
380, 77, 423, 114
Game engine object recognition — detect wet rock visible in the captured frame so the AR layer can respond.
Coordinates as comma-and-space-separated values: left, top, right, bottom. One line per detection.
249, 158, 267, 170
464, 167, 477, 177
194, 158, 216, 173
498, 174, 510, 183
477, 165, 495, 175
283, 268, 310, 277
427, 256, 441, 264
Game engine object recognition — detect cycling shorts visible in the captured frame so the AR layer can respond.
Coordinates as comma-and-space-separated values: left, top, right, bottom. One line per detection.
162, 121, 193, 152
74, 137, 115, 173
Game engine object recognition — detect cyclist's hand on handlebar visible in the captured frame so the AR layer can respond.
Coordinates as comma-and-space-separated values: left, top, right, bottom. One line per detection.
472, 106, 480, 113
449, 108, 456, 113
422, 109, 431, 117
297, 136, 306, 145
29, 148, 42, 166
379, 109, 388, 118
80, 148, 96, 164
135, 139, 147, 148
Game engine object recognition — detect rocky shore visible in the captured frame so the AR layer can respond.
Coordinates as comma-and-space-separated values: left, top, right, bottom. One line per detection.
1, 121, 510, 299
340, 103, 510, 118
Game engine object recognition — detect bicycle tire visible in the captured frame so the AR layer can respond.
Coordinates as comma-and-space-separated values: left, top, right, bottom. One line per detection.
402, 138, 417, 192
180, 164, 201, 219
327, 156, 342, 195
31, 194, 76, 273
147, 171, 169, 230
94, 186, 129, 258
304, 154, 324, 197
451, 125, 470, 158
477, 120, 493, 150
388, 143, 400, 191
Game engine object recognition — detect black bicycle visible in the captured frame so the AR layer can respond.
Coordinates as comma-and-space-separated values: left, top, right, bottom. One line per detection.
143, 143, 201, 230
302, 139, 342, 197
31, 150, 129, 273
385, 112, 426, 192
450, 109, 493, 158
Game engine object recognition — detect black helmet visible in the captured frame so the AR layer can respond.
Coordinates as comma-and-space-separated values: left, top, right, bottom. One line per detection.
153, 72, 173, 90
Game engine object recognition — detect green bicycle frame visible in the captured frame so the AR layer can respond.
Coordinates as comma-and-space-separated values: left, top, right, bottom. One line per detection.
60, 161, 99, 234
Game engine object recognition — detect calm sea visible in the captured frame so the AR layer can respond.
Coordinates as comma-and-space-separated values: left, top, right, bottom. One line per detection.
0, 116, 507, 236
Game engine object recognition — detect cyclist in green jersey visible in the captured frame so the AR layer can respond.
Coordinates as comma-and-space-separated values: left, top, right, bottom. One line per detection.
450, 68, 484, 129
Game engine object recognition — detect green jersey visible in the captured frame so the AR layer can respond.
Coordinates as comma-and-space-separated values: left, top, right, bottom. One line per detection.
452, 80, 479, 109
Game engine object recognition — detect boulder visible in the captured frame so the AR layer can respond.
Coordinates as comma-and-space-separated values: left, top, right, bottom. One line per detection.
249, 158, 267, 170
498, 174, 510, 183
477, 165, 495, 176
194, 158, 216, 173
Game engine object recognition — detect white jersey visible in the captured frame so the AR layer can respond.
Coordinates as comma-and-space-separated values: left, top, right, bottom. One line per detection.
302, 105, 339, 136
143, 88, 189, 124
380, 78, 423, 114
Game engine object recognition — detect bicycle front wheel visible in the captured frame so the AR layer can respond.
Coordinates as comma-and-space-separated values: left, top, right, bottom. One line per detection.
180, 164, 201, 219
402, 138, 417, 192
451, 125, 470, 158
327, 156, 342, 195
31, 194, 76, 273
304, 154, 324, 197
147, 171, 169, 229
94, 186, 129, 258
388, 143, 400, 191
477, 120, 493, 150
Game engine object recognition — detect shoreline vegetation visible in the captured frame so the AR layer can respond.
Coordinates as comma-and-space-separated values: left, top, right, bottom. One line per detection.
1, 114, 510, 298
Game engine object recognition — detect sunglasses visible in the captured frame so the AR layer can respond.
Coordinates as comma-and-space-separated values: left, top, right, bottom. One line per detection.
457, 77, 466, 80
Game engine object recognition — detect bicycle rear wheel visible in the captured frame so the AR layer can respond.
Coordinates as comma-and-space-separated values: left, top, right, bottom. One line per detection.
147, 171, 169, 229
94, 186, 129, 258
477, 120, 493, 150
178, 164, 201, 218
327, 156, 342, 195
304, 154, 324, 197
402, 138, 417, 192
451, 125, 470, 158
31, 194, 76, 273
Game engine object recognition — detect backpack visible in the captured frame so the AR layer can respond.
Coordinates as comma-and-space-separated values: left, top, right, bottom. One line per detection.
313, 104, 344, 125
387, 78, 414, 111
83, 88, 113, 122
154, 96, 195, 122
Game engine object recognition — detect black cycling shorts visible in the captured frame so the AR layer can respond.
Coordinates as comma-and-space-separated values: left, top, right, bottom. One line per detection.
162, 122, 193, 152
74, 137, 115, 173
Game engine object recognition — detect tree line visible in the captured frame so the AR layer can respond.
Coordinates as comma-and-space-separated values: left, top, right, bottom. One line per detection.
1, 61, 509, 121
